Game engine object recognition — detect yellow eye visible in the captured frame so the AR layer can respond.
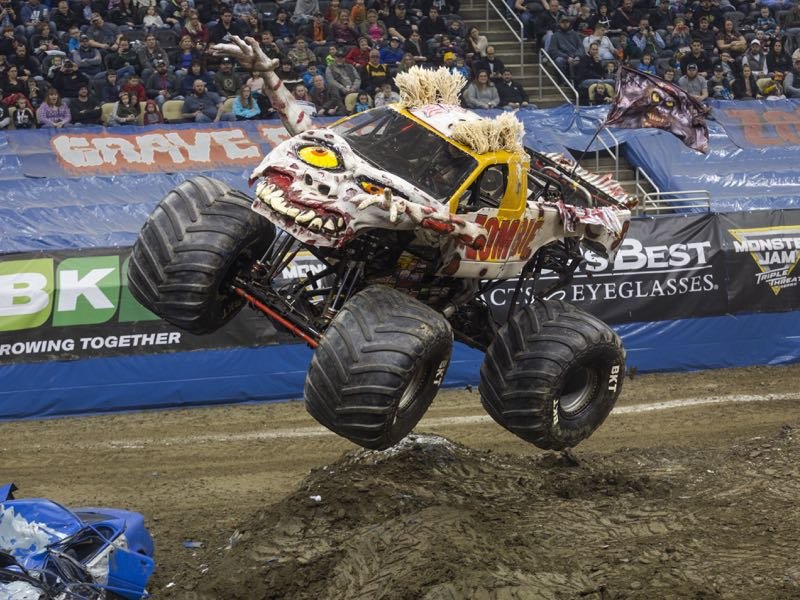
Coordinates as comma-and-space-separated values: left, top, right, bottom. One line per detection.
665, 100, 675, 108
651, 91, 661, 103
298, 145, 340, 169
360, 181, 385, 195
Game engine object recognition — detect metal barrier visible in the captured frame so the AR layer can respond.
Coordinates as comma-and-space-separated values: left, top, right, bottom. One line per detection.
482, 0, 526, 67
634, 167, 711, 214
537, 49, 579, 105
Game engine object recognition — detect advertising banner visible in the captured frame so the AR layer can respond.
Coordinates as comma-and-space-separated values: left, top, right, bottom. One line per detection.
486, 213, 729, 324
719, 210, 800, 314
0, 248, 324, 365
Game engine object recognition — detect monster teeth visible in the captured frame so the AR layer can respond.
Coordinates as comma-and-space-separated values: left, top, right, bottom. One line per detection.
323, 218, 337, 232
337, 216, 344, 228
309, 217, 324, 231
285, 206, 300, 218
296, 209, 315, 224
271, 196, 290, 215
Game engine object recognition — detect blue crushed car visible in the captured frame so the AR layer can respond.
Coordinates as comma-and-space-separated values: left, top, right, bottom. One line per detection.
0, 483, 154, 599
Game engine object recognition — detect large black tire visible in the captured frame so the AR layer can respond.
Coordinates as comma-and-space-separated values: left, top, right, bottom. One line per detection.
305, 286, 453, 450
128, 176, 275, 334
480, 299, 625, 450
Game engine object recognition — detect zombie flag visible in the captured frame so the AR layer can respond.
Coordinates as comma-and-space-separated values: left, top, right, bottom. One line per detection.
605, 65, 710, 153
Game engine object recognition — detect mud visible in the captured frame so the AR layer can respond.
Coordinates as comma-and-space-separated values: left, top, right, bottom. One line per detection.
2, 364, 800, 599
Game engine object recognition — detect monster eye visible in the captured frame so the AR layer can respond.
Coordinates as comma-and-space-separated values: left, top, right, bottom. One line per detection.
651, 91, 662, 103
359, 181, 386, 195
298, 145, 341, 169
664, 100, 675, 108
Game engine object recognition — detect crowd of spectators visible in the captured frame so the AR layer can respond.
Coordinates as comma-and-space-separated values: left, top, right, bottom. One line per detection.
0, 0, 532, 130
513, 0, 800, 104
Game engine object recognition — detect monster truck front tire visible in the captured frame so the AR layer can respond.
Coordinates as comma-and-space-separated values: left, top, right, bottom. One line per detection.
128, 176, 275, 334
305, 286, 453, 450
480, 299, 625, 450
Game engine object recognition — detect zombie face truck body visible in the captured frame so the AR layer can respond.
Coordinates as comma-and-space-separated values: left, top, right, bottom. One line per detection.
129, 37, 636, 451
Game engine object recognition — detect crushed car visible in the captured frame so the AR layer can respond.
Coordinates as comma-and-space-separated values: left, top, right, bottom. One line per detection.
0, 484, 154, 600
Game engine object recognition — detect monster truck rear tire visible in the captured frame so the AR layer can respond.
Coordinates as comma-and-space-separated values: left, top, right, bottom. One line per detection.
305, 286, 453, 450
480, 299, 625, 450
128, 176, 275, 334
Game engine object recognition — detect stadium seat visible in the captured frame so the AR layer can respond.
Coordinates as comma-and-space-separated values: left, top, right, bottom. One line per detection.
137, 101, 147, 125
344, 92, 372, 113
101, 102, 115, 126
161, 99, 185, 123
222, 97, 235, 115
7, 106, 15, 129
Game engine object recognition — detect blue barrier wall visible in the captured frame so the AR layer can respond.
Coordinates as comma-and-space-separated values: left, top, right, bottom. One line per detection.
1, 106, 798, 419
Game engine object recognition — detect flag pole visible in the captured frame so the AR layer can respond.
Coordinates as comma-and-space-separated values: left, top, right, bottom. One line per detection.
569, 117, 609, 178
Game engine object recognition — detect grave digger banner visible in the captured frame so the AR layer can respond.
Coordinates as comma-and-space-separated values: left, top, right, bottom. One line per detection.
1, 211, 798, 366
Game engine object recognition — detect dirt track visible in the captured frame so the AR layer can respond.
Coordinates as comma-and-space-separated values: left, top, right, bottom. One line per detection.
3, 364, 800, 599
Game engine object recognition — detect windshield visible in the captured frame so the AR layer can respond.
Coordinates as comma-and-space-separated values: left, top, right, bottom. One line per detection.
331, 107, 477, 200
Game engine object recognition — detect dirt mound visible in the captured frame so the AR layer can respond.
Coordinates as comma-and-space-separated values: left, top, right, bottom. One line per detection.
186, 426, 800, 600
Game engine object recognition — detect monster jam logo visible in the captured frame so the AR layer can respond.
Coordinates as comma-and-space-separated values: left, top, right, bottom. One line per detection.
728, 226, 800, 295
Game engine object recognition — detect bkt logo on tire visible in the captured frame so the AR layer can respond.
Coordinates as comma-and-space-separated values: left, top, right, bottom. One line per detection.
608, 365, 621, 392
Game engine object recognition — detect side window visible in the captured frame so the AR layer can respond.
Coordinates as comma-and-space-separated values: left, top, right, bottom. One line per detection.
457, 165, 509, 214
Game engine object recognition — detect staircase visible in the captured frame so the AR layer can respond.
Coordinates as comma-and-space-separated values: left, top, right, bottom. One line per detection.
458, 1, 568, 107
577, 152, 655, 206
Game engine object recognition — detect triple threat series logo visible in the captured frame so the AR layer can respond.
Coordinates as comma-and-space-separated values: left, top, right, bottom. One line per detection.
728, 226, 800, 295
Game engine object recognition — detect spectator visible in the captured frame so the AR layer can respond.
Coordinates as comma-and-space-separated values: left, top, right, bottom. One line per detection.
732, 63, 761, 99
418, 7, 446, 46
588, 5, 610, 31
576, 41, 606, 88
610, 0, 641, 35
707, 62, 733, 98
666, 16, 692, 54
142, 99, 163, 124
325, 49, 360, 96
11, 44, 42, 79
511, 0, 534, 39
465, 26, 489, 60
345, 37, 371, 70
716, 18, 747, 58
86, 13, 119, 52
363, 48, 389, 92
182, 9, 210, 45
1, 65, 27, 104
761, 70, 786, 99
301, 62, 320, 89
496, 68, 529, 109
350, 0, 367, 27
549, 15, 583, 75
182, 79, 235, 122
399, 51, 421, 73
213, 56, 242, 97
292, 82, 318, 114
303, 11, 331, 47
269, 7, 296, 47
138, 33, 171, 81
53, 1, 79, 35
69, 83, 102, 124
648, 0, 674, 37
277, 57, 303, 88
288, 36, 317, 71
36, 87, 70, 128
380, 36, 404, 65
0, 26, 15, 57
325, 0, 341, 23
178, 60, 213, 96
352, 90, 370, 112
358, 10, 385, 44
146, 58, 180, 105
98, 69, 122, 102
0, 100, 9, 129
463, 70, 499, 109
210, 8, 244, 44
663, 64, 677, 83
681, 39, 713, 76
742, 38, 768, 77
404, 30, 428, 63
766, 39, 792, 74
693, 0, 722, 30
259, 30, 283, 60
109, 0, 137, 30
446, 17, 466, 44
537, 0, 565, 51
246, 70, 266, 94
629, 17, 665, 59
19, 0, 55, 38
232, 0, 257, 23
293, 0, 320, 26
588, 81, 613, 104
373, 81, 399, 106
583, 22, 616, 61
330, 8, 358, 45
435, 34, 462, 64
474, 46, 505, 82
143, 6, 167, 31
174, 35, 201, 76
637, 51, 657, 74
109, 89, 140, 125
63, 25, 81, 55
233, 84, 261, 120
105, 36, 139, 79
51, 59, 91, 100
385, 2, 414, 43
691, 16, 717, 56
310, 73, 345, 115
30, 23, 62, 61
13, 96, 36, 128
421, 0, 459, 15
755, 4, 777, 38
26, 78, 44, 109
678, 63, 709, 100
783, 4, 800, 54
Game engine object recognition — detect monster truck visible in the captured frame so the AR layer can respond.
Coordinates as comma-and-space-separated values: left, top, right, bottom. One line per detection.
128, 37, 636, 452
